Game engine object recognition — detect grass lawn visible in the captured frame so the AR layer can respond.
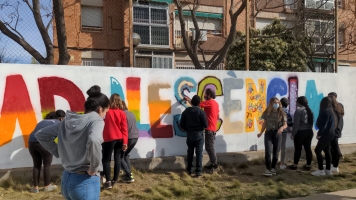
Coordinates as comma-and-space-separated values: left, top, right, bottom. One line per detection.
1, 152, 356, 200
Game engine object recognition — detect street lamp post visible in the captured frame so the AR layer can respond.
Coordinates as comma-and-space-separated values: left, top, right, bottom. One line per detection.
132, 33, 141, 67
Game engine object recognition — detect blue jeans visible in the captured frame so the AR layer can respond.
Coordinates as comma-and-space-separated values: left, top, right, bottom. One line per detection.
61, 170, 100, 200
186, 131, 204, 174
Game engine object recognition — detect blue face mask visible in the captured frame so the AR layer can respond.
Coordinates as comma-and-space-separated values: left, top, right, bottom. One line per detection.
273, 103, 279, 110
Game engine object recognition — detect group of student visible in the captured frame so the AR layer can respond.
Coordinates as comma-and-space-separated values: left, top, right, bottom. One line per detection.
26, 84, 344, 199
28, 85, 139, 199
259, 92, 344, 177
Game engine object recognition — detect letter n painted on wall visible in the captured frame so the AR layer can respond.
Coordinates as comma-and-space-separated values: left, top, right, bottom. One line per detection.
0, 75, 37, 147
245, 78, 266, 132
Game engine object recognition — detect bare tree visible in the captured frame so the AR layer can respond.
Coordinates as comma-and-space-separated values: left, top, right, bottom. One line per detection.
0, 0, 69, 65
175, 0, 246, 70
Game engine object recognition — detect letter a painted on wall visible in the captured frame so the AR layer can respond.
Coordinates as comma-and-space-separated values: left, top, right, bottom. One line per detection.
245, 78, 267, 132
0, 75, 37, 147
38, 77, 85, 117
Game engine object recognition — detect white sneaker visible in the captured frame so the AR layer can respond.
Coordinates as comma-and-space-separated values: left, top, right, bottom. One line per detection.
279, 165, 286, 170
270, 168, 277, 175
311, 169, 326, 176
331, 166, 339, 173
263, 169, 273, 176
324, 169, 333, 175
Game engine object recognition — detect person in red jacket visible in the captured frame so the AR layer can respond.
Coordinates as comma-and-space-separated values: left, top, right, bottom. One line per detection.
102, 93, 128, 189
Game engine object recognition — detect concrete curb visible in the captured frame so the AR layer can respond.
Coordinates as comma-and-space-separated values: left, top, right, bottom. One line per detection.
1, 143, 356, 184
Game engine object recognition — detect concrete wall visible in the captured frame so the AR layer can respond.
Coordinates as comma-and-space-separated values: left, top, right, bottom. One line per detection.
0, 64, 354, 169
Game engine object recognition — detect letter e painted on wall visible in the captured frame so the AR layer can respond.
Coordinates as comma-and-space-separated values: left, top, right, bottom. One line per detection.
148, 83, 173, 138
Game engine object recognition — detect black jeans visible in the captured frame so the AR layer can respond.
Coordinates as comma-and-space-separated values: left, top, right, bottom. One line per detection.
315, 135, 334, 170
186, 131, 204, 174
264, 130, 281, 170
28, 142, 53, 186
330, 137, 341, 168
102, 140, 123, 182
121, 138, 138, 176
293, 129, 313, 165
205, 130, 217, 165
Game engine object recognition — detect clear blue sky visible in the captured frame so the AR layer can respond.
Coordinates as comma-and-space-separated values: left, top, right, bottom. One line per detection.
0, 0, 52, 64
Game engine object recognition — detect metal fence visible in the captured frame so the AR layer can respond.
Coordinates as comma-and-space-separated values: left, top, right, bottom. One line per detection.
0, 0, 353, 72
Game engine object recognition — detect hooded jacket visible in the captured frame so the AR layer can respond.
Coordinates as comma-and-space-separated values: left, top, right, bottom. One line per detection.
180, 106, 208, 133
36, 111, 104, 174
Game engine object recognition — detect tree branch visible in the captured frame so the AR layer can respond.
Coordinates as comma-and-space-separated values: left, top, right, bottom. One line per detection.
0, 20, 46, 63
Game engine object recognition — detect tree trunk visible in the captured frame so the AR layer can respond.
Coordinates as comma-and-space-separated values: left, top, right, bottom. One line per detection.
53, 0, 70, 65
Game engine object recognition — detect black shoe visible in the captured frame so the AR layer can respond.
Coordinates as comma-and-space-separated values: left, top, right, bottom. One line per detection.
204, 163, 218, 170
288, 165, 298, 170
104, 181, 112, 189
303, 165, 311, 171
196, 173, 202, 177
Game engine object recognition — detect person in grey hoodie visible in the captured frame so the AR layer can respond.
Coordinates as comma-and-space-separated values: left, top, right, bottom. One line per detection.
36, 85, 110, 200
180, 95, 208, 176
289, 96, 314, 170
120, 101, 139, 183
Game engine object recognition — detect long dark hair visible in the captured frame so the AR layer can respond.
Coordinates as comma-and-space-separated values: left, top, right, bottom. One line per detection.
331, 98, 344, 117
319, 96, 337, 128
45, 109, 66, 120
297, 96, 314, 126
84, 85, 110, 113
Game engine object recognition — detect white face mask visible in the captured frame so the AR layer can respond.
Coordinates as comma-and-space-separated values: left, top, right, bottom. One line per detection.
273, 103, 279, 110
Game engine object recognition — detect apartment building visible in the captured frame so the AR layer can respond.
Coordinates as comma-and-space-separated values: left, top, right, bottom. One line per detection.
54, 0, 248, 69
255, 0, 356, 72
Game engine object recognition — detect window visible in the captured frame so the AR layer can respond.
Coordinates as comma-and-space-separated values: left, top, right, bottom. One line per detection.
81, 0, 103, 31
81, 50, 104, 66
305, 0, 334, 10
133, 2, 169, 46
135, 51, 173, 68
285, 0, 297, 9
306, 20, 334, 54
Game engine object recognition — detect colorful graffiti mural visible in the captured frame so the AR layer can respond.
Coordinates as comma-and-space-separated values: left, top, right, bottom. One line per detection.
0, 64, 346, 169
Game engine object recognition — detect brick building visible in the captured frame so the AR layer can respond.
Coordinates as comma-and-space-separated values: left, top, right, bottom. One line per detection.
54, 0, 250, 69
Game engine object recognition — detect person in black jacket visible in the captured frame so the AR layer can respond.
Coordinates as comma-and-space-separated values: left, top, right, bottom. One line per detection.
180, 95, 208, 176
328, 92, 344, 173
311, 96, 337, 176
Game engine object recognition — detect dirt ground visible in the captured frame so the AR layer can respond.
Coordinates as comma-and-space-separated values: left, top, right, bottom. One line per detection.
1, 152, 356, 200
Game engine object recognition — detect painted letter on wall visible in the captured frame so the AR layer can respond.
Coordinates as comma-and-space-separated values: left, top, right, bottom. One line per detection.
245, 78, 266, 132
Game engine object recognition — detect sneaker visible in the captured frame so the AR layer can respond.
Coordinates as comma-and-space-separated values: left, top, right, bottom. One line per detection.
324, 169, 333, 176
331, 166, 339, 173
204, 163, 218, 170
43, 184, 57, 192
30, 188, 39, 193
311, 169, 326, 176
288, 165, 298, 170
270, 168, 277, 175
101, 176, 106, 184
263, 169, 273, 176
104, 181, 112, 189
123, 175, 135, 183
279, 165, 286, 170
111, 180, 117, 186
196, 173, 202, 177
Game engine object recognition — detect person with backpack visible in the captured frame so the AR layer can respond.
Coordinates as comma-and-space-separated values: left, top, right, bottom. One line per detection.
279, 98, 293, 170
328, 92, 344, 173
288, 96, 314, 170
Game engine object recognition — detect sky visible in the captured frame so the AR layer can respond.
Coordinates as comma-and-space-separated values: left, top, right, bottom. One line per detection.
0, 0, 53, 64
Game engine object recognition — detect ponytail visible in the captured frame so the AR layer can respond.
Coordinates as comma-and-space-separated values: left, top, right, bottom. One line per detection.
304, 105, 314, 126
